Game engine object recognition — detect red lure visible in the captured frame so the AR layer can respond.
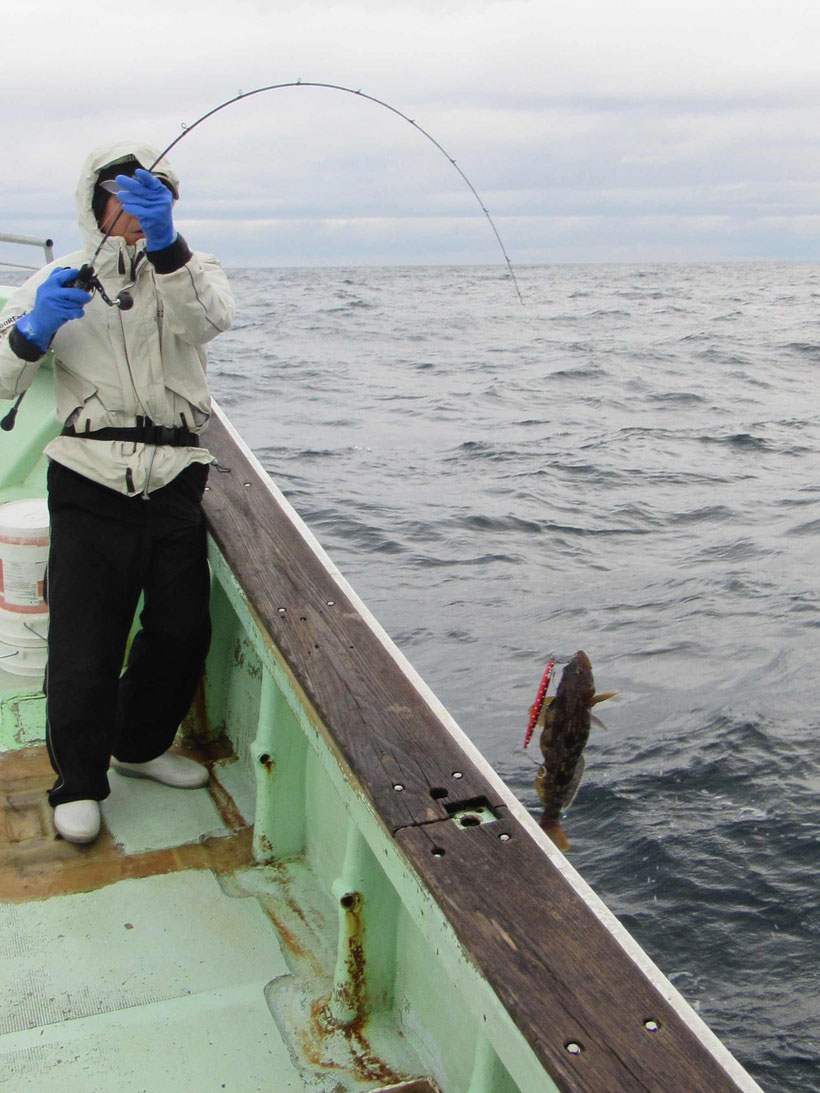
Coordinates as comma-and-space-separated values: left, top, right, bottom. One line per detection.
523, 658, 554, 749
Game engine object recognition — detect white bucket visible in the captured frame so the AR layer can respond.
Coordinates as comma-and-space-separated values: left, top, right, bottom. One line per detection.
0, 498, 49, 677
0, 624, 48, 676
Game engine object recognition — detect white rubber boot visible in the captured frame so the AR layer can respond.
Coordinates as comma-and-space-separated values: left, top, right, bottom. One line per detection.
53, 800, 101, 844
111, 751, 209, 789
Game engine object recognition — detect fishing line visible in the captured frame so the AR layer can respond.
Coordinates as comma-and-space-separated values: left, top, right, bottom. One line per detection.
3, 86, 521, 433
5, 85, 520, 432
89, 81, 523, 302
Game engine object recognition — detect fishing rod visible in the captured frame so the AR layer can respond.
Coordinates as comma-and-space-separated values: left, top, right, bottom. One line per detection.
3, 84, 522, 434
80, 81, 523, 304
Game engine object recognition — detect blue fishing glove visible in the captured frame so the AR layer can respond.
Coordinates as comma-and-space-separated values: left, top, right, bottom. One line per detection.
115, 168, 177, 252
15, 268, 92, 352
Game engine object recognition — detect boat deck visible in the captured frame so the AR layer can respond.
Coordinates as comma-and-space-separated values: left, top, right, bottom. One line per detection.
0, 738, 438, 1093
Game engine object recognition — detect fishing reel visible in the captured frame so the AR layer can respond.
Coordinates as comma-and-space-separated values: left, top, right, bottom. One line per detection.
1, 265, 132, 433
72, 264, 133, 311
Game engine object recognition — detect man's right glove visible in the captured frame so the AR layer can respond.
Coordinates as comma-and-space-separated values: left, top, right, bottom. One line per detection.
15, 267, 92, 353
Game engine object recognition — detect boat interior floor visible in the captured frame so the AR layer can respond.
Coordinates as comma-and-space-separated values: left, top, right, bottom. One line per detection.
0, 744, 440, 1093
0, 742, 251, 903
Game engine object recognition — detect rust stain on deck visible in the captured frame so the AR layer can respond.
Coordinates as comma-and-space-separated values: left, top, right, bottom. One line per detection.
252, 859, 327, 979
295, 994, 407, 1088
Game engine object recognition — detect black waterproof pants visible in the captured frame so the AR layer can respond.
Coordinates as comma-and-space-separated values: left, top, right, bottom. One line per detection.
44, 460, 211, 807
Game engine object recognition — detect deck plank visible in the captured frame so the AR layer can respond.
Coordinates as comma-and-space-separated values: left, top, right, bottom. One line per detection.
201, 411, 748, 1093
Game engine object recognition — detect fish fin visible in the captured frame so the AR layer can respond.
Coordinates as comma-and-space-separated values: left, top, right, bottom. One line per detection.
590, 714, 609, 731
543, 822, 570, 852
532, 696, 554, 728
563, 755, 585, 808
590, 690, 617, 706
528, 695, 554, 716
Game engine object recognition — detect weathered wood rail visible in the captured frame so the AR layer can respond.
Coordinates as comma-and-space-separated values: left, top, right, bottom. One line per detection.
202, 406, 756, 1093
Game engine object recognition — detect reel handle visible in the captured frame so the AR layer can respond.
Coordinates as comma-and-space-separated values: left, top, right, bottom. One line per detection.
69, 265, 133, 310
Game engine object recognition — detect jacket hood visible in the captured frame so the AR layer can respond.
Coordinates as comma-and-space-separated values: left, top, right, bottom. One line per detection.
75, 140, 181, 258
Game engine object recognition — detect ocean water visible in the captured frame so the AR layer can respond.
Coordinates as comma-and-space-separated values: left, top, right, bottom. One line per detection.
2, 258, 815, 1089
208, 262, 819, 1093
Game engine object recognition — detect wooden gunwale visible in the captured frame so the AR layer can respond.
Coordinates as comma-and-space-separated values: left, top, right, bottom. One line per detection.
202, 404, 757, 1093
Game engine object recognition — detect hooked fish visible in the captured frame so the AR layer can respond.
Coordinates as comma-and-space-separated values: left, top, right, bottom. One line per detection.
533, 650, 615, 852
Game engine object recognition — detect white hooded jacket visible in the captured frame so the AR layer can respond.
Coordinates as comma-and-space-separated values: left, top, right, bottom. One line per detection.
0, 140, 234, 495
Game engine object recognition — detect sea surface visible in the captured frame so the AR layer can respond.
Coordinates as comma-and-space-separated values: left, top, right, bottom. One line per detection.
208, 262, 818, 1093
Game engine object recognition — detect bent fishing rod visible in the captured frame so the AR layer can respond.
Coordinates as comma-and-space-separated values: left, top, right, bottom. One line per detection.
79, 81, 523, 305
2, 84, 522, 433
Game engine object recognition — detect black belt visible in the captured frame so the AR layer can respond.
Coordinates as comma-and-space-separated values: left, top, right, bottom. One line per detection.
62, 424, 200, 447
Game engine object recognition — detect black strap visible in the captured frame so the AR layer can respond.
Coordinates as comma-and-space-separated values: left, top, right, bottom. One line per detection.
62, 423, 199, 447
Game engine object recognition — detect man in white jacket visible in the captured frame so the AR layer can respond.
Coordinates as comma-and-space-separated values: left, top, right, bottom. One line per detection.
0, 141, 234, 843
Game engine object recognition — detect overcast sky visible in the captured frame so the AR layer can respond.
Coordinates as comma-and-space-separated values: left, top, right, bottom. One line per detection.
3, 0, 820, 267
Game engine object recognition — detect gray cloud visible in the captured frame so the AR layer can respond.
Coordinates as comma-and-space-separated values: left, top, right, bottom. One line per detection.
3, 1, 820, 266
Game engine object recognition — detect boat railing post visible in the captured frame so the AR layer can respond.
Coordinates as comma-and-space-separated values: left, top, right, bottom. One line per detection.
251, 670, 308, 862
328, 820, 399, 1028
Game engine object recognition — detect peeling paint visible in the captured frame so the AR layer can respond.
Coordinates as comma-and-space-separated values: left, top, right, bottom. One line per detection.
232, 636, 263, 681
256, 832, 275, 859
0, 691, 46, 751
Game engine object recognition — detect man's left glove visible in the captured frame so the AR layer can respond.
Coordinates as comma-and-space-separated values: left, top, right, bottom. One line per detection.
115, 168, 177, 252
